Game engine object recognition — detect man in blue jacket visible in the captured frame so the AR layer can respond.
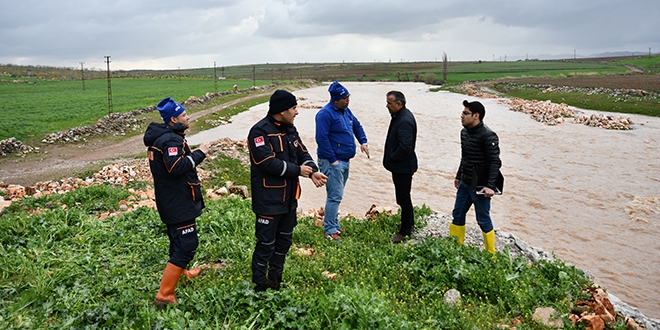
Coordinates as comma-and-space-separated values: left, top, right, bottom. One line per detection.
144, 97, 210, 306
315, 81, 369, 241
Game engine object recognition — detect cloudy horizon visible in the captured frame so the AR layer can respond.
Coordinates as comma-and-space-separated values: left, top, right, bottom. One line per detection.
1, 0, 658, 70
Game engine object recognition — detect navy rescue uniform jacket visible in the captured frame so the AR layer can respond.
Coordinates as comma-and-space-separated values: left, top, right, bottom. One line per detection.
248, 114, 318, 216
143, 122, 206, 225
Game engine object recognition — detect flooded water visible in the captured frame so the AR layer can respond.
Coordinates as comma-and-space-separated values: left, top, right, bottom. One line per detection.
189, 82, 660, 319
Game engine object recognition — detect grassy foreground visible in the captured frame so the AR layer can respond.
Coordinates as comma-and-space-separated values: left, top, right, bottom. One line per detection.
0, 157, 607, 330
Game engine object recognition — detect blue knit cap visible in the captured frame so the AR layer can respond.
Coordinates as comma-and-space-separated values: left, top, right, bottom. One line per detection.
157, 97, 185, 124
328, 81, 350, 101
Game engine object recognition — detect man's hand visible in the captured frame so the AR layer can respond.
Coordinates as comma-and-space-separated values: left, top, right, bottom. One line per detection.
311, 172, 328, 187
454, 179, 460, 189
361, 144, 370, 159
300, 165, 313, 178
198, 142, 210, 154
478, 187, 495, 198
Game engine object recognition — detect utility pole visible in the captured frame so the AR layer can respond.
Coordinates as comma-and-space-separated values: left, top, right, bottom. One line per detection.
650, 47, 652, 56
574, 49, 576, 59
213, 62, 217, 93
252, 65, 255, 87
178, 66, 181, 83
80, 62, 85, 91
104, 56, 113, 115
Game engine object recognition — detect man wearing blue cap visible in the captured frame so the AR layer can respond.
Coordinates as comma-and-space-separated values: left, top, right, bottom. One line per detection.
315, 81, 369, 241
144, 97, 210, 306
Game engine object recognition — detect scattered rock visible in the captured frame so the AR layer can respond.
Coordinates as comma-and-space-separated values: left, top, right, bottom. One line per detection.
532, 307, 564, 328
443, 289, 461, 305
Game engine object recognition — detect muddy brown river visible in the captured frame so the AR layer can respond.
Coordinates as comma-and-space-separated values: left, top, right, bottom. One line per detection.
189, 82, 660, 319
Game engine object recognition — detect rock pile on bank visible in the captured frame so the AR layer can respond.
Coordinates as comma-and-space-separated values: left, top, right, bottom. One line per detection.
498, 98, 634, 130
573, 113, 634, 130
453, 83, 499, 99
41, 107, 153, 144
0, 137, 38, 156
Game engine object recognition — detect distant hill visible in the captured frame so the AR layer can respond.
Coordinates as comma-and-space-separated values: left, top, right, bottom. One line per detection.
505, 51, 657, 62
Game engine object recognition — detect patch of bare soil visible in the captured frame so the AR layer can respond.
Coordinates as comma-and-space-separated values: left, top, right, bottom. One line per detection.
0, 92, 270, 187
504, 73, 660, 92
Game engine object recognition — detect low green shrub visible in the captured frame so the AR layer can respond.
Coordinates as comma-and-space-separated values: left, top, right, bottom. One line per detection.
0, 185, 591, 329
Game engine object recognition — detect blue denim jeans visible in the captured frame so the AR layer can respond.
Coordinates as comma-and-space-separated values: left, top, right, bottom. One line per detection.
451, 180, 493, 233
319, 158, 350, 235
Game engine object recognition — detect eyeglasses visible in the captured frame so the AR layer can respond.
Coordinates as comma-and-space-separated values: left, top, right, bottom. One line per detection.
461, 111, 473, 116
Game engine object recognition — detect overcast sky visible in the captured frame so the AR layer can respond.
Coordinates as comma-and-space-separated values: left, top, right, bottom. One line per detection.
1, 0, 658, 70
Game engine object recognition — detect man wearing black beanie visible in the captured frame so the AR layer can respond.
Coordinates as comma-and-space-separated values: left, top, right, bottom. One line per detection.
247, 90, 327, 292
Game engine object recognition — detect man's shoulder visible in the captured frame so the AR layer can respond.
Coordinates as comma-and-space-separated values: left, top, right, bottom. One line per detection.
250, 116, 271, 130
153, 129, 183, 146
480, 123, 498, 136
316, 103, 334, 115
402, 108, 416, 121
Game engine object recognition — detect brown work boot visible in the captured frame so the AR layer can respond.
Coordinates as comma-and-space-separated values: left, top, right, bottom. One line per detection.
154, 262, 184, 306
391, 233, 406, 244
184, 267, 201, 279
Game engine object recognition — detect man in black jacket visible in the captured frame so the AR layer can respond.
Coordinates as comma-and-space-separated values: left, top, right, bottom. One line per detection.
144, 97, 210, 306
248, 90, 327, 292
450, 100, 502, 253
383, 91, 418, 244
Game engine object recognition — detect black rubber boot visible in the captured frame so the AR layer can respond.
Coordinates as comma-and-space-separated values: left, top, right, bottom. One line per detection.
266, 270, 283, 290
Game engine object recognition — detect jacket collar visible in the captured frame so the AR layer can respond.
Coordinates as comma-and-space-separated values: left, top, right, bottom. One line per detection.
267, 114, 291, 131
390, 107, 407, 118
466, 121, 484, 132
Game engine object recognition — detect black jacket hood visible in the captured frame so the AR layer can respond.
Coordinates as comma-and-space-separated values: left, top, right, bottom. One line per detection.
144, 122, 184, 146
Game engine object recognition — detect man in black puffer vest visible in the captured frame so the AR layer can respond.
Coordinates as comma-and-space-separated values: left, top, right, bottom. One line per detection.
144, 97, 210, 306
248, 90, 327, 292
450, 100, 502, 254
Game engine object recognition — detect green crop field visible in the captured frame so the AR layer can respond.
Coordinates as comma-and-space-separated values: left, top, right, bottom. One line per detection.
0, 77, 271, 142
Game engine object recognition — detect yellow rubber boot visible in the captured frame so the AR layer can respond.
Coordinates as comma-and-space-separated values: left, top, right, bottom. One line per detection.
449, 223, 466, 245
482, 230, 496, 254
154, 262, 184, 306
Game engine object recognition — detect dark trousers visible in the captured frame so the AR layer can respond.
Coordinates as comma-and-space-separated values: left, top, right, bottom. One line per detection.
166, 220, 198, 269
251, 210, 297, 286
392, 172, 414, 236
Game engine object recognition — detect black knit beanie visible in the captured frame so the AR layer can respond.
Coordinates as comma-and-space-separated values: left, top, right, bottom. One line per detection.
269, 90, 297, 114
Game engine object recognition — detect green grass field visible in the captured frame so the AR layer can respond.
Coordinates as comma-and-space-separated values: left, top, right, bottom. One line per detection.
0, 78, 271, 142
